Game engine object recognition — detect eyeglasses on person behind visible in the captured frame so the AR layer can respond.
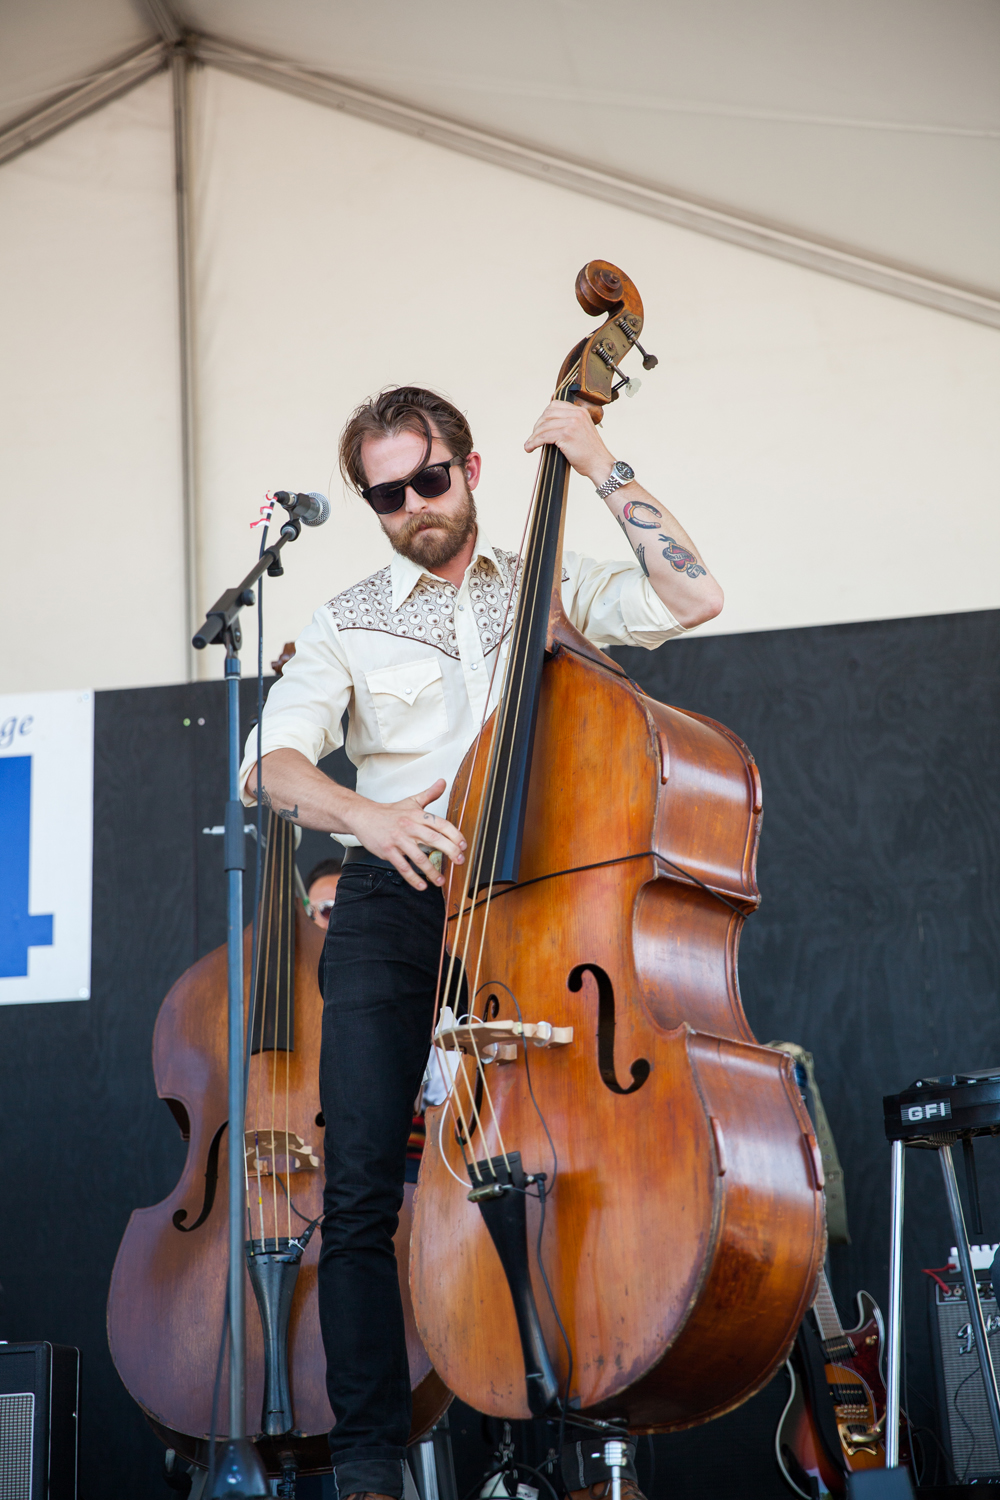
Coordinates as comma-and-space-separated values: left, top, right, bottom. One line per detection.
361, 458, 463, 515
307, 898, 337, 920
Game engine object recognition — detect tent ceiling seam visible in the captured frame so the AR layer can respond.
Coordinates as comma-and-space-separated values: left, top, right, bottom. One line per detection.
192, 34, 1000, 331
1, 30, 996, 330
0, 41, 169, 167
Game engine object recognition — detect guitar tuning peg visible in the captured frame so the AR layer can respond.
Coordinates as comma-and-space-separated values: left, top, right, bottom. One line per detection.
624, 378, 642, 398
637, 341, 659, 372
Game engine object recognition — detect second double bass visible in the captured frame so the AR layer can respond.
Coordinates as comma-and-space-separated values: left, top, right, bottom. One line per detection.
411, 262, 826, 1427
108, 811, 448, 1478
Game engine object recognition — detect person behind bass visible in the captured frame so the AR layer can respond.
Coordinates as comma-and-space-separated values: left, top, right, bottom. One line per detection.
305, 857, 343, 929
239, 385, 724, 1500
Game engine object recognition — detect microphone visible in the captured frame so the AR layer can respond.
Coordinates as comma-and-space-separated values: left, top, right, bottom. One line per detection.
273, 490, 330, 527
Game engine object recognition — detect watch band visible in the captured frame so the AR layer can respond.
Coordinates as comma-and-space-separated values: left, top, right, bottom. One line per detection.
596, 461, 635, 500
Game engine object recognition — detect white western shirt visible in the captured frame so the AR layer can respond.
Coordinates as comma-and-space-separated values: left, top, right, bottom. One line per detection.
239, 529, 685, 842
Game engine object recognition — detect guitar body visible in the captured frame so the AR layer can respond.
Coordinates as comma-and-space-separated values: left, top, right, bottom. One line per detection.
776, 1291, 912, 1496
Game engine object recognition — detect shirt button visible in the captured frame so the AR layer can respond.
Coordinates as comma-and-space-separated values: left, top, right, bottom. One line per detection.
458, 604, 464, 611
471, 663, 479, 671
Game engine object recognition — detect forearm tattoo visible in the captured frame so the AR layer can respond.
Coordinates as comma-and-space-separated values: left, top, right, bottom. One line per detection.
621, 500, 662, 529
619, 500, 706, 579
260, 786, 301, 823
659, 537, 706, 580
616, 515, 650, 576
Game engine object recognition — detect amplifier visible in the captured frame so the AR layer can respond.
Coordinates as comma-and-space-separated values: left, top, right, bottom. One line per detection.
929, 1271, 1000, 1481
0, 1342, 79, 1499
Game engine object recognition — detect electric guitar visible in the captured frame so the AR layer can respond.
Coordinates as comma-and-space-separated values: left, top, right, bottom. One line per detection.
776, 1272, 912, 1497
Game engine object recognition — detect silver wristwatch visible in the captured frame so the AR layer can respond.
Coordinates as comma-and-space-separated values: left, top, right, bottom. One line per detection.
596, 460, 635, 499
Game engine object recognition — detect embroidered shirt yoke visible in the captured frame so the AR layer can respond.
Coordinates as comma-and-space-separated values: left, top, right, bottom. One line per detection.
239, 528, 685, 841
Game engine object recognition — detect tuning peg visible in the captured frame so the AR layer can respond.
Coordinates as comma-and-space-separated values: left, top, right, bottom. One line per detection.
636, 341, 658, 371
624, 378, 642, 398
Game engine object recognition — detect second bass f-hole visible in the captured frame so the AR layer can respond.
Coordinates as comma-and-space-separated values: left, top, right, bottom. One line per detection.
568, 962, 650, 1096
172, 1120, 227, 1232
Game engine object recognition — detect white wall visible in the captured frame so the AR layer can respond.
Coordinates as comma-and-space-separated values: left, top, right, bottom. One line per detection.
191, 67, 1000, 675
0, 73, 185, 694
2, 65, 999, 693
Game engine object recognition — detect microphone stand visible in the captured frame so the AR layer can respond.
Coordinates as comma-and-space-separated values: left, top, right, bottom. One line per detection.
192, 512, 304, 1498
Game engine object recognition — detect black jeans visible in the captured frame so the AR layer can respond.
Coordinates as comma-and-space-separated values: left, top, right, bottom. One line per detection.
317, 863, 444, 1499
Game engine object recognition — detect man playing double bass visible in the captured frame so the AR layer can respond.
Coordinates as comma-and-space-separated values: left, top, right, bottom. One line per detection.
239, 385, 723, 1500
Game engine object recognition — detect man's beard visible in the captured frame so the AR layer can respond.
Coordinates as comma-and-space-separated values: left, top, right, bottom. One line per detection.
385, 485, 478, 569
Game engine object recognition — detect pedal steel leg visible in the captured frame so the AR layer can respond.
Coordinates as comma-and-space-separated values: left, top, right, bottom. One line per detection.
939, 1142, 1000, 1462
885, 1138, 905, 1467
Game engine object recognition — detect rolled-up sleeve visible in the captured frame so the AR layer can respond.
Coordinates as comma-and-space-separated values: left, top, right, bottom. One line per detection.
238, 608, 353, 805
562, 551, 687, 649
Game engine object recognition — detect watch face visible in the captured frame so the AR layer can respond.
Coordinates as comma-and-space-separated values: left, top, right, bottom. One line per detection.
614, 461, 635, 482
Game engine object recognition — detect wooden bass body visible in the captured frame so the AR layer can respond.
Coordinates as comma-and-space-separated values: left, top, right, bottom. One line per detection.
411, 637, 826, 1428
108, 909, 449, 1475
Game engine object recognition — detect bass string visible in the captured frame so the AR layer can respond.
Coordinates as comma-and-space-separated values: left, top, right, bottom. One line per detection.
434, 364, 582, 1174
446, 452, 563, 1173
462, 436, 568, 1015
450, 396, 574, 1041
436, 440, 548, 1016
260, 816, 279, 1241
269, 817, 284, 1241
438, 373, 578, 1161
248, 809, 276, 1241
432, 441, 550, 1180
437, 445, 554, 1178
453, 364, 579, 936
283, 818, 293, 1243
443, 365, 577, 969
444, 443, 563, 1174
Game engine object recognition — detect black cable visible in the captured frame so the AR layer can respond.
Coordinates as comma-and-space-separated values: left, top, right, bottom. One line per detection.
460, 1463, 561, 1500
953, 1366, 980, 1482
273, 1167, 322, 1234
466, 849, 750, 922
897, 1378, 956, 1486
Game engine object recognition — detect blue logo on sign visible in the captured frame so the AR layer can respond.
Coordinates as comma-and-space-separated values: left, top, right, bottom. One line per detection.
0, 756, 54, 977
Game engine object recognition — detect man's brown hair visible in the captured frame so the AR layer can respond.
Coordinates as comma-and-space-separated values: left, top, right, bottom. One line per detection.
338, 386, 473, 494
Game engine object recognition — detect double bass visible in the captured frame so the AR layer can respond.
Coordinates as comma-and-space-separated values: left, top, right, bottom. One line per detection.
410, 261, 826, 1430
108, 811, 449, 1479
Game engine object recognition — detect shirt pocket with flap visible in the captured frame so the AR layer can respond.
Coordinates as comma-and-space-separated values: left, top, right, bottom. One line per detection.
365, 656, 449, 752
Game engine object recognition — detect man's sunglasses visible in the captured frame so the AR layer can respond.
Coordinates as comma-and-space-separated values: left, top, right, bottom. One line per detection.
361, 458, 463, 515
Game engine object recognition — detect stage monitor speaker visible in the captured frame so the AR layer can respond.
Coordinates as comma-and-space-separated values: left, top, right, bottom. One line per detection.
929, 1271, 1000, 1481
0, 1342, 79, 1499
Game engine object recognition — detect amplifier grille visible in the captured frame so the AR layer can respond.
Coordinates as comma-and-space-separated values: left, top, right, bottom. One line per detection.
934, 1279, 1000, 1480
0, 1391, 35, 1500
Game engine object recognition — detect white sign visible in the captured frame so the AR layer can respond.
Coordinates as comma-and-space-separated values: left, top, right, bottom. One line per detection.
0, 689, 93, 1004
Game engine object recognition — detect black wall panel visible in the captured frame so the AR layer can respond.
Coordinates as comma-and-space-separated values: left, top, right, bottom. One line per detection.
610, 605, 1000, 1489
0, 606, 997, 1497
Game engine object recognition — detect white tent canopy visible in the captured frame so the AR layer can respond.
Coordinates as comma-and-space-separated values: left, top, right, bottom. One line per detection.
2, 1, 998, 692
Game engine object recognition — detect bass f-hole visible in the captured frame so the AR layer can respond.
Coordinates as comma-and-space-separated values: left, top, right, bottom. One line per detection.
568, 962, 650, 1096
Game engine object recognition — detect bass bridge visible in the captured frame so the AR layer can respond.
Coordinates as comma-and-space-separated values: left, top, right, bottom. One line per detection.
244, 1128, 320, 1176
434, 1013, 573, 1065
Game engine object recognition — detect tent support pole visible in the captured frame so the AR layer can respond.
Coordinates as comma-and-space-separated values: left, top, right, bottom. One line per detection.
172, 46, 199, 683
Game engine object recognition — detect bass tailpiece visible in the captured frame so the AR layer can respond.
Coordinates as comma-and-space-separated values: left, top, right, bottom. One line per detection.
245, 1227, 316, 1437
467, 1151, 560, 1416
